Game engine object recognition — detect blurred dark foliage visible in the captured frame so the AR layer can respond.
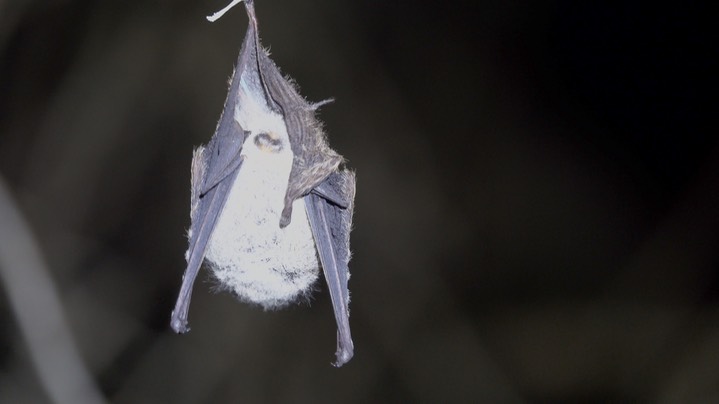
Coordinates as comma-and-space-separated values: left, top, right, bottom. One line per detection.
0, 0, 717, 402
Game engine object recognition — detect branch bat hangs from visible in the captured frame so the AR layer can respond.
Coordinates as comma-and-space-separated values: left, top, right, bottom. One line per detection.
170, 0, 356, 367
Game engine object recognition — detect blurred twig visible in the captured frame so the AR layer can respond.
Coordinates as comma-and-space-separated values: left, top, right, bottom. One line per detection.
0, 176, 107, 404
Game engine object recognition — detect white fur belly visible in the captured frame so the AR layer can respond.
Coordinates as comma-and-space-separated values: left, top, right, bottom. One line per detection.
205, 153, 320, 309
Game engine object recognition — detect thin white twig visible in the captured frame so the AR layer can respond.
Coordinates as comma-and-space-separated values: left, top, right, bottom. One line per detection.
0, 176, 107, 404
207, 0, 244, 22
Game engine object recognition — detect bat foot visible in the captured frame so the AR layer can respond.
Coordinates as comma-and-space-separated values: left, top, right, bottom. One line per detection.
333, 348, 353, 367
170, 313, 190, 334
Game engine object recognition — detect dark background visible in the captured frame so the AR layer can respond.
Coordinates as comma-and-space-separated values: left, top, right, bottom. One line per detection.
0, 0, 716, 402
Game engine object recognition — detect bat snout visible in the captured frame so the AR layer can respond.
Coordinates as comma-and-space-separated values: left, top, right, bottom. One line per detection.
253, 132, 284, 154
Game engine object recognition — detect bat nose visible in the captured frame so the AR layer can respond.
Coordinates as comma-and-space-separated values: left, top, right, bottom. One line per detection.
254, 132, 284, 153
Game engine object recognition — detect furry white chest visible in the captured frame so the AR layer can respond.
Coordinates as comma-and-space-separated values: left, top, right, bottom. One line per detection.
205, 138, 320, 309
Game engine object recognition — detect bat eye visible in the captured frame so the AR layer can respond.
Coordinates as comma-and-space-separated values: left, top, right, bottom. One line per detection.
253, 132, 284, 153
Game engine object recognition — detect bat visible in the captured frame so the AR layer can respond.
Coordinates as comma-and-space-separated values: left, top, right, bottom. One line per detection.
170, 0, 355, 367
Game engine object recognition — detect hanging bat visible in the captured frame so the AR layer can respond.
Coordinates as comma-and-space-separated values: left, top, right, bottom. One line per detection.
170, 0, 355, 367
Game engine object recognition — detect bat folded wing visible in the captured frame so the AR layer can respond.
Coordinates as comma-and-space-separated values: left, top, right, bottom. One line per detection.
305, 170, 356, 367
171, 144, 243, 334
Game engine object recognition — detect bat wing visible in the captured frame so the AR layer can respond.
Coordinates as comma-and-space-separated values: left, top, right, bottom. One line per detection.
305, 170, 356, 367
170, 145, 241, 334
171, 8, 267, 333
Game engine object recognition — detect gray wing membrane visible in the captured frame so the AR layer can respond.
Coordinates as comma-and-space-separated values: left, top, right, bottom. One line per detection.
171, 123, 245, 333
310, 179, 349, 209
305, 170, 356, 366
201, 129, 245, 196
171, 166, 239, 333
